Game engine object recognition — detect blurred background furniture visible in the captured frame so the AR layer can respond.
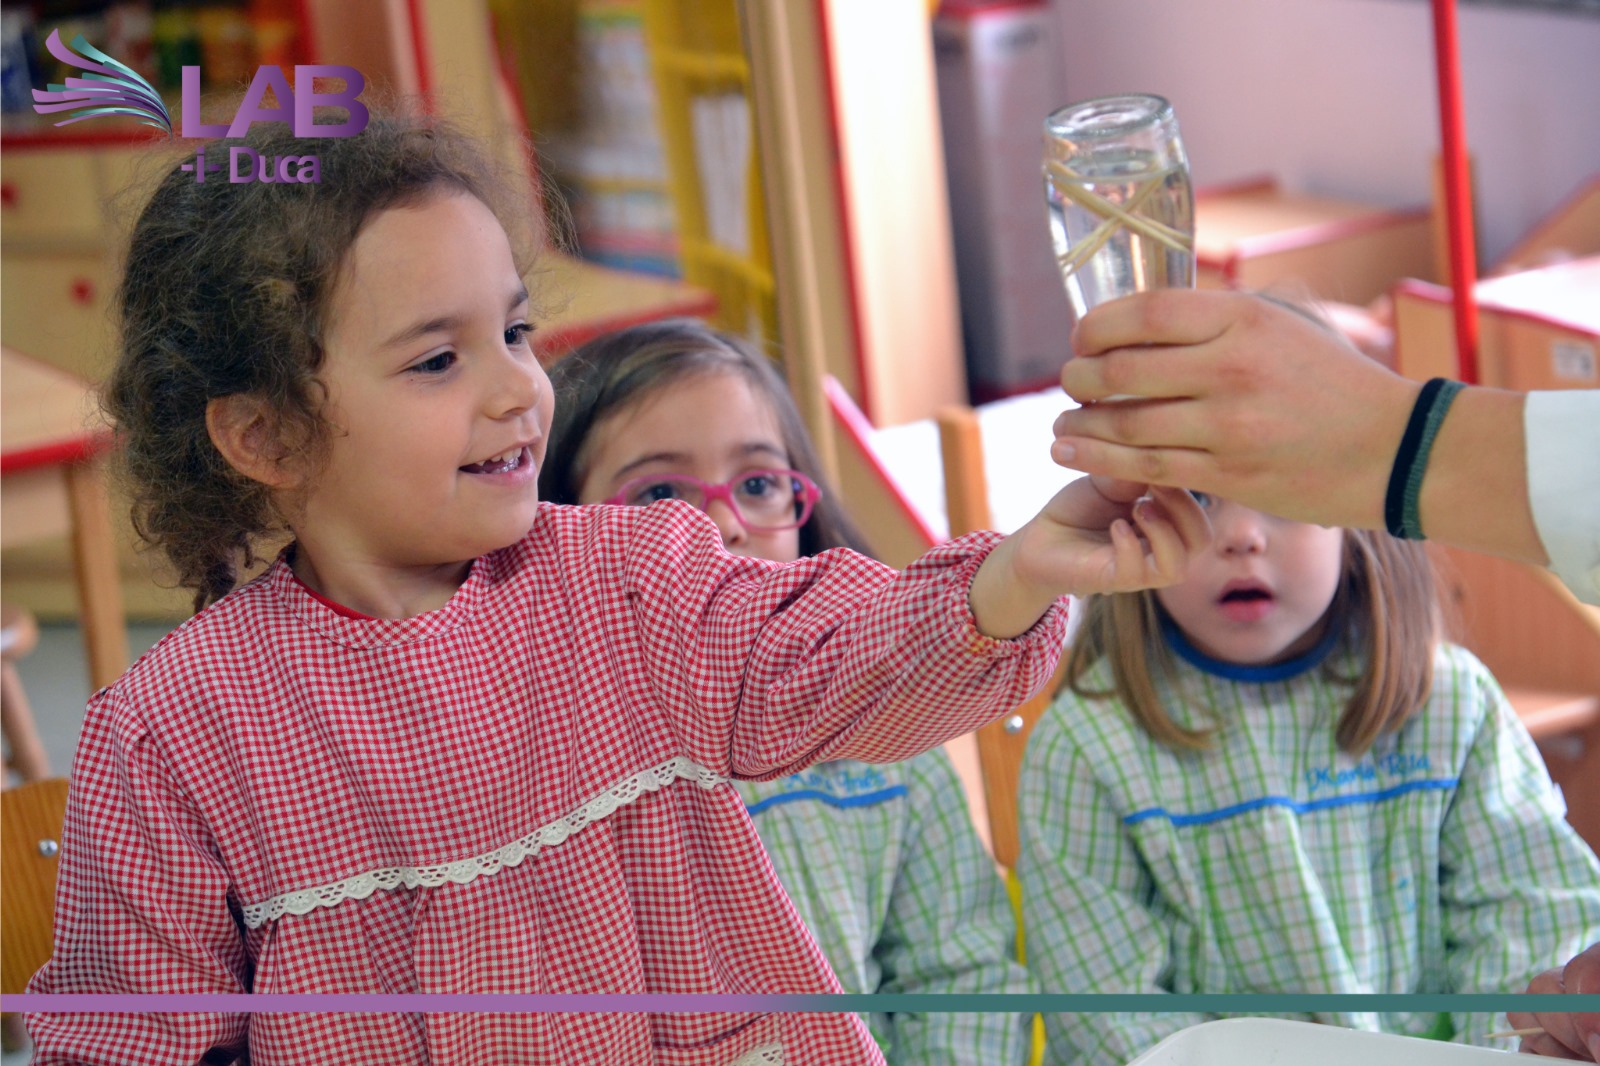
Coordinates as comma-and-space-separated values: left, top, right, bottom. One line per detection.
0, 606, 47, 784
0, 348, 127, 692
1388, 180, 1600, 855
936, 403, 1070, 869
1194, 175, 1436, 306
1, 776, 69, 995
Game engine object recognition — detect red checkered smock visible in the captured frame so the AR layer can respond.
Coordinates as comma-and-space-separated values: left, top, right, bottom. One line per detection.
28, 501, 1067, 1066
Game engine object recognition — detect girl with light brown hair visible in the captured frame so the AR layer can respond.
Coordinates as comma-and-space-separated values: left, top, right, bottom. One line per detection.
1018, 489, 1600, 1065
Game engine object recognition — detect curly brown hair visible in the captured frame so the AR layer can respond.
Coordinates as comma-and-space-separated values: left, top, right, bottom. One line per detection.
107, 112, 541, 612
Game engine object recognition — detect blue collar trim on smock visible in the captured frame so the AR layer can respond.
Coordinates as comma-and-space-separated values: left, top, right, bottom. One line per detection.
1161, 614, 1341, 683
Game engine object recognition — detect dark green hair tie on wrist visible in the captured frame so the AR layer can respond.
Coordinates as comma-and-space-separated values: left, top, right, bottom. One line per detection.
1385, 377, 1466, 540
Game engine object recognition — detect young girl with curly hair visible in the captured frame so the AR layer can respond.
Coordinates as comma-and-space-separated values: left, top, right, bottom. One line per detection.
25, 112, 1209, 1066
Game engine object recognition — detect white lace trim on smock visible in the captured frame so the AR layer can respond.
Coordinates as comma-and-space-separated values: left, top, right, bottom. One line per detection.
728, 1046, 783, 1066
240, 756, 727, 928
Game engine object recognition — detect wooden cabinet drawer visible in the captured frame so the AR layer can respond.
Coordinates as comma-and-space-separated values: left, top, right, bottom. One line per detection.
97, 145, 183, 242
0, 252, 118, 381
0, 151, 106, 245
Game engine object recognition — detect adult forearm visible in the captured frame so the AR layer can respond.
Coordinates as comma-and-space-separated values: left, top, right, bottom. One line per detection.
1416, 387, 1548, 566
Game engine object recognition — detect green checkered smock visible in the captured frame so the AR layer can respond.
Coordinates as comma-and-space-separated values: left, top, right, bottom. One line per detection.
1017, 631, 1600, 1066
736, 749, 1034, 1065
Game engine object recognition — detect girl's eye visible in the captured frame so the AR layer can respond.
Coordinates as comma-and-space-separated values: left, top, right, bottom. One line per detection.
739, 474, 779, 497
629, 480, 686, 505
1187, 489, 1215, 509
505, 323, 534, 347
411, 351, 456, 375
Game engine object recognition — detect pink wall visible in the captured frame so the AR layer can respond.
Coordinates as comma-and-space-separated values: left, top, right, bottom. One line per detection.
1049, 0, 1600, 265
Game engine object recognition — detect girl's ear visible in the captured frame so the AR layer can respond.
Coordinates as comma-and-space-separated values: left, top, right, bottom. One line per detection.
206, 395, 299, 489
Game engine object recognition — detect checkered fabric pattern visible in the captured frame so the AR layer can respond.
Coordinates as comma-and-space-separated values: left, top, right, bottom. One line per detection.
736, 750, 1034, 1065
27, 501, 1069, 1066
1017, 638, 1600, 1066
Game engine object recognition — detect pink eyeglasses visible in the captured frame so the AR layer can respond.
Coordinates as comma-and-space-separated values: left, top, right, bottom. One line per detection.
606, 469, 822, 532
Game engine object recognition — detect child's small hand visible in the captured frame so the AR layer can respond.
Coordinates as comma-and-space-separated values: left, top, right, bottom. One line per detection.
970, 477, 1211, 639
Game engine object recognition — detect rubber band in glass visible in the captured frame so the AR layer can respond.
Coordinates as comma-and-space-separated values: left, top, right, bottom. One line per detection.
605, 469, 822, 532
1043, 94, 1195, 319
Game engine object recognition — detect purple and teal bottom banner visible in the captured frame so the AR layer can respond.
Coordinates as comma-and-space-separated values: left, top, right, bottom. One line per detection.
1, 993, 1594, 1013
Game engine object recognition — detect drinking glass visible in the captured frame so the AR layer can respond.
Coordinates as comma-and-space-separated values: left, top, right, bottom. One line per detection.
1043, 94, 1195, 320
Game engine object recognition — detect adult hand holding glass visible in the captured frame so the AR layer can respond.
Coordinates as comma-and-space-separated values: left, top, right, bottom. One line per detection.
1048, 289, 1548, 570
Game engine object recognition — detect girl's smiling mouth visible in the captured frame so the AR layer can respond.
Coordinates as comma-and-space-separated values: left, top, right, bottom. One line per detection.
460, 445, 535, 477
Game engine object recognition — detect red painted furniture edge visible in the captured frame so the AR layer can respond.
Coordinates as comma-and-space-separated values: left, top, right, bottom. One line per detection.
1, 431, 117, 475
822, 374, 941, 548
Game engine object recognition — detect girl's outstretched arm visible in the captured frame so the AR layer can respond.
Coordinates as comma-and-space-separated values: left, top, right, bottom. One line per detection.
584, 501, 1074, 778
969, 478, 1210, 639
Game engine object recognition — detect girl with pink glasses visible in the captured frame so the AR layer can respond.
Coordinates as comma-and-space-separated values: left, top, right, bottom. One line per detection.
541, 319, 1037, 1064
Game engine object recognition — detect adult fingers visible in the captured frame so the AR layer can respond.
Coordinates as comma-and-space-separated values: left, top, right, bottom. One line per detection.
1062, 290, 1248, 403
1052, 433, 1212, 494
1564, 943, 1600, 1060
1071, 288, 1245, 357
1060, 343, 1214, 405
1512, 967, 1591, 1059
1054, 397, 1212, 452
1565, 942, 1600, 994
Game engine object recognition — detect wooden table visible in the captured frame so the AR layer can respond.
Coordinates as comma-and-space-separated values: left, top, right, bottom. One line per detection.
1, 347, 128, 690
1194, 177, 1435, 306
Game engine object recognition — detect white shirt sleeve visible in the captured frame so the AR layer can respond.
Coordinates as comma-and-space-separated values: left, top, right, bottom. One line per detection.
1524, 389, 1600, 606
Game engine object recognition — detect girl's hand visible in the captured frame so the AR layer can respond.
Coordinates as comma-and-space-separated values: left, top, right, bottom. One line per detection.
969, 477, 1211, 639
1508, 942, 1600, 1060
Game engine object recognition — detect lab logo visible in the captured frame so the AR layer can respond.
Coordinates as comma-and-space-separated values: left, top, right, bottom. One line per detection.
31, 30, 172, 135
31, 29, 367, 184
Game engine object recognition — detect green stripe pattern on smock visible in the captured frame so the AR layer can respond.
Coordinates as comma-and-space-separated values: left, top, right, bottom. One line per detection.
737, 748, 1033, 1065
1016, 638, 1600, 1066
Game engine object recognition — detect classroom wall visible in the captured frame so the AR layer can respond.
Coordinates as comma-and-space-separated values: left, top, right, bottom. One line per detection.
1049, 0, 1600, 266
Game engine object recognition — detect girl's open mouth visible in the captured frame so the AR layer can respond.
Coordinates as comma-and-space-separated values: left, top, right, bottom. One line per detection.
460, 446, 530, 476
1218, 583, 1274, 622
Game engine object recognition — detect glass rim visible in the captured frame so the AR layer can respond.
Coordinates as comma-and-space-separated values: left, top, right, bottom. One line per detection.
1045, 93, 1174, 139
606, 468, 822, 533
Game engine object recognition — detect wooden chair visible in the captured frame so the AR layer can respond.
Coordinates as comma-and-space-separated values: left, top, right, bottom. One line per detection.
935, 405, 1069, 870
1432, 546, 1600, 852
1, 605, 49, 784
2, 775, 69, 1053
2, 777, 69, 996
938, 405, 1059, 1066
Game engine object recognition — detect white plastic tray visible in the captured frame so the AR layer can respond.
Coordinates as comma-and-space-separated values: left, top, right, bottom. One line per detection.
1124, 1019, 1512, 1066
